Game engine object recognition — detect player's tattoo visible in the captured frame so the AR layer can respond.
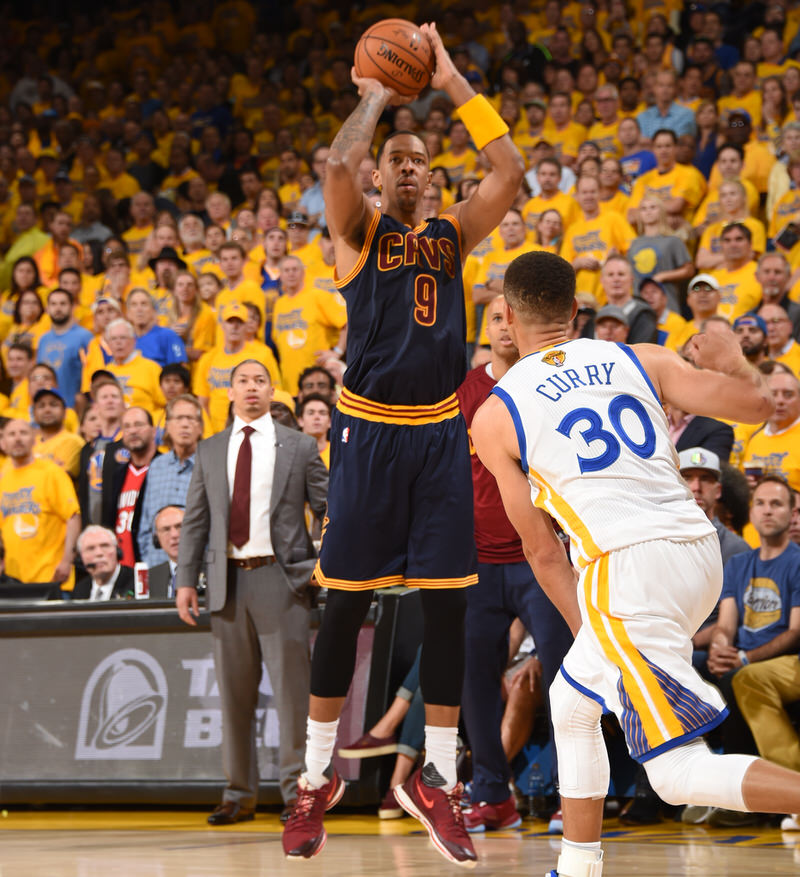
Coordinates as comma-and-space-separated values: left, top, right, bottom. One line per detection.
331, 92, 384, 156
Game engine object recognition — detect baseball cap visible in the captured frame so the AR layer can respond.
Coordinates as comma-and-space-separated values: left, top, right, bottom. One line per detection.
733, 314, 767, 334
91, 296, 122, 313
688, 273, 720, 292
638, 276, 666, 296
524, 98, 548, 111
18, 174, 35, 185
220, 301, 248, 322
33, 387, 66, 406
287, 211, 309, 226
595, 304, 629, 325
37, 148, 58, 161
54, 170, 71, 182
728, 109, 752, 124
678, 447, 721, 477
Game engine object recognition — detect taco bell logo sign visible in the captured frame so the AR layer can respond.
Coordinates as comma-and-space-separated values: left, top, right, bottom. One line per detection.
75, 648, 168, 760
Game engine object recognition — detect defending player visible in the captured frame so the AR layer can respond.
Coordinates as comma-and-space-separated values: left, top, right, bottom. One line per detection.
282, 22, 524, 867
472, 250, 800, 877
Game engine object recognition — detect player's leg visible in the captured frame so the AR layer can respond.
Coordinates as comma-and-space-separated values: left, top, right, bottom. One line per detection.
644, 738, 800, 817
394, 587, 479, 867
547, 670, 607, 877
282, 588, 372, 860
461, 562, 518, 830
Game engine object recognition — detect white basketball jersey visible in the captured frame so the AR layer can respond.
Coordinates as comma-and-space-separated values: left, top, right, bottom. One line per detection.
493, 338, 714, 567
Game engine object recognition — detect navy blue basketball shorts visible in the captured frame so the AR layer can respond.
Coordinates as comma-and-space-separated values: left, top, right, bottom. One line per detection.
315, 389, 478, 591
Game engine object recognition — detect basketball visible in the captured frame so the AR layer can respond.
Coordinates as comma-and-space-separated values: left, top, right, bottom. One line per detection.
354, 19, 433, 97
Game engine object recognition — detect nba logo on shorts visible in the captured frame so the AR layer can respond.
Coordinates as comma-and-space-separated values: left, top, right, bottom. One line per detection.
75, 648, 168, 760
342, 427, 350, 443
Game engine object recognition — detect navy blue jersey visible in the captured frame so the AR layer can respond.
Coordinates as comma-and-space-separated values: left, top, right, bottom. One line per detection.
337, 211, 467, 406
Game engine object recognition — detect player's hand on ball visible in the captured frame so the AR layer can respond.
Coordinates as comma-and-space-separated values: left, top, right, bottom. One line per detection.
420, 22, 458, 90
350, 67, 415, 106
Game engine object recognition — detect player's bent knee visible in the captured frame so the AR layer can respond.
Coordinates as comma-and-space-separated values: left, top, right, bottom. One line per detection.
644, 739, 756, 809
550, 672, 609, 799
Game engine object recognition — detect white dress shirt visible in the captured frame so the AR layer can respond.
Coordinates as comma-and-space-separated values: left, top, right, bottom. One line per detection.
227, 412, 275, 558
90, 564, 122, 601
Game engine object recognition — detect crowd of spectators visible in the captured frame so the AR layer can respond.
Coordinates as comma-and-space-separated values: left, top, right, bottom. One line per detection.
4, 0, 800, 828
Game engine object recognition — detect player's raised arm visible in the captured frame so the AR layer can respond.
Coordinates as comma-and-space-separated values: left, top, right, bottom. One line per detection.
634, 332, 774, 424
324, 75, 410, 252
421, 23, 525, 257
472, 394, 582, 635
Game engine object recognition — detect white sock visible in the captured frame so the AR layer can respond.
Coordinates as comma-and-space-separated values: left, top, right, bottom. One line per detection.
303, 717, 339, 789
557, 838, 603, 877
422, 724, 458, 791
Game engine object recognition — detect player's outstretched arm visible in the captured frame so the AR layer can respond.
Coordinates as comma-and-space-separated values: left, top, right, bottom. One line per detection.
633, 333, 774, 425
473, 395, 582, 636
324, 75, 408, 249
421, 23, 525, 257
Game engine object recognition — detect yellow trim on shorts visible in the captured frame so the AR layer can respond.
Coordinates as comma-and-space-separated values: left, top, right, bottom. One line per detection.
334, 210, 382, 288
583, 554, 684, 748
405, 574, 478, 589
314, 561, 477, 591
528, 465, 602, 567
337, 388, 460, 426
314, 559, 405, 591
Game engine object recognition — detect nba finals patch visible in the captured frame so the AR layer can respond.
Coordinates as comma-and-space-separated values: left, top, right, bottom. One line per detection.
542, 349, 566, 367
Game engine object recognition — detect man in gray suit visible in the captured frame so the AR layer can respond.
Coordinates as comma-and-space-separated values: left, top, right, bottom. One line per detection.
176, 358, 328, 825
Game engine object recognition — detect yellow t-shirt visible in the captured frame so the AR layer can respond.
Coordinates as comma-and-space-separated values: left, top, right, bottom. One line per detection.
742, 419, 800, 491
560, 212, 637, 298
474, 242, 535, 291
718, 91, 763, 128
431, 148, 479, 185
600, 191, 630, 217
106, 352, 166, 415
769, 189, 800, 238
628, 164, 706, 217
34, 429, 85, 479
699, 217, 766, 258
775, 340, 800, 377
193, 341, 282, 433
271, 288, 348, 395
587, 120, 621, 158
122, 224, 153, 259
80, 336, 112, 393
461, 254, 480, 345
0, 457, 79, 588
522, 192, 578, 236
657, 309, 690, 351
730, 420, 762, 470
106, 173, 141, 200
710, 261, 762, 322
542, 120, 587, 163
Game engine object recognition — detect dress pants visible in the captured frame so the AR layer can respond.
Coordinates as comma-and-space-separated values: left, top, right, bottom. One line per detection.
462, 560, 573, 804
210, 561, 311, 805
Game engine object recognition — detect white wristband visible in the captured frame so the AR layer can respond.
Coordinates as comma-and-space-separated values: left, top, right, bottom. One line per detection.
738, 649, 750, 666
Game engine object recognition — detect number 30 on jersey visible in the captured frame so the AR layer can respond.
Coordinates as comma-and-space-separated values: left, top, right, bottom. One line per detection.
556, 394, 656, 473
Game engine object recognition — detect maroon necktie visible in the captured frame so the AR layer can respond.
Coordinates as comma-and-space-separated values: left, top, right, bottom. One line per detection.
229, 425, 254, 548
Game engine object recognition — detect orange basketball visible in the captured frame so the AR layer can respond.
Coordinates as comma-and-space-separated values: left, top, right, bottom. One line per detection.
354, 19, 433, 97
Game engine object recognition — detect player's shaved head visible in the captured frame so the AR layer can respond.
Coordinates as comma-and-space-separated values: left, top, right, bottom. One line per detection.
504, 251, 576, 324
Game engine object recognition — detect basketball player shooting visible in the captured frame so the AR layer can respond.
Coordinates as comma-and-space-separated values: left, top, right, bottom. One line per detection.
281, 21, 524, 867
473, 250, 800, 877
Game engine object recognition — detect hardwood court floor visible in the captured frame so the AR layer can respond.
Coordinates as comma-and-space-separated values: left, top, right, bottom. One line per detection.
2, 811, 800, 875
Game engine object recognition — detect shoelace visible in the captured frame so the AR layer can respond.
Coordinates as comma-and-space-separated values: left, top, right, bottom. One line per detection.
287, 786, 319, 823
446, 786, 468, 832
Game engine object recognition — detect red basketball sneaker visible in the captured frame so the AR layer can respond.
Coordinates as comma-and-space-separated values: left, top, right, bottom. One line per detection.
394, 765, 477, 868
282, 771, 345, 860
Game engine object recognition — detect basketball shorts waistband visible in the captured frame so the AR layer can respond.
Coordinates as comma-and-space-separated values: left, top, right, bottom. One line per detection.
336, 388, 461, 425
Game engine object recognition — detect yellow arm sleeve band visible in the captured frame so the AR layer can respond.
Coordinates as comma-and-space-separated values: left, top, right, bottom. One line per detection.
456, 94, 510, 151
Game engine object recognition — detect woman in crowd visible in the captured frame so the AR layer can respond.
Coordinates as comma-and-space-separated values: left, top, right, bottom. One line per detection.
171, 270, 216, 365
628, 195, 693, 310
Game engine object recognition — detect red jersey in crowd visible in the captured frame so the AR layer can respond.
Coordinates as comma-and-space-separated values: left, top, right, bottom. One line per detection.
115, 463, 149, 566
457, 364, 526, 564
